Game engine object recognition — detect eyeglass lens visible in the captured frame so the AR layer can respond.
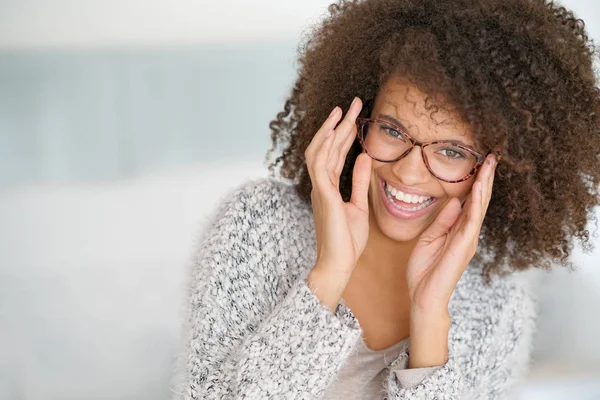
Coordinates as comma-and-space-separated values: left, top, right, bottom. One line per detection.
360, 120, 478, 181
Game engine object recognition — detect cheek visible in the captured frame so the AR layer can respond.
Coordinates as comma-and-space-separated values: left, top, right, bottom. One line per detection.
441, 180, 474, 203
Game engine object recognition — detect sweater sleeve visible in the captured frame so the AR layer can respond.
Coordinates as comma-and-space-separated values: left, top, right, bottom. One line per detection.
171, 179, 362, 400
382, 272, 538, 399
390, 355, 442, 389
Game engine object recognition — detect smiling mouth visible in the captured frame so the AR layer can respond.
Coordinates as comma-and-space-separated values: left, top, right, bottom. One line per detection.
384, 183, 435, 211
383, 180, 435, 209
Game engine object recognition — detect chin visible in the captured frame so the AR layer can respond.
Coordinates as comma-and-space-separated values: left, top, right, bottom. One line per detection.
368, 178, 442, 243
372, 207, 428, 242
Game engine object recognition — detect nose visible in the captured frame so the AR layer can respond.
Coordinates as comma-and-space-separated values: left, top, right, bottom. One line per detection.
390, 145, 431, 184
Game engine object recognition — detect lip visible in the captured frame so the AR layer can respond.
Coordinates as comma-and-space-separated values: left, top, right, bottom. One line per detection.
378, 177, 438, 220
381, 178, 433, 197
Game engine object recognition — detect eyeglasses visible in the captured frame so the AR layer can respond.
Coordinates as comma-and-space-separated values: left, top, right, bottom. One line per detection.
356, 117, 491, 183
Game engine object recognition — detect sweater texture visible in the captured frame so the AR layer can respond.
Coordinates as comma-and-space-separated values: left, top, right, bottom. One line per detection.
171, 178, 538, 399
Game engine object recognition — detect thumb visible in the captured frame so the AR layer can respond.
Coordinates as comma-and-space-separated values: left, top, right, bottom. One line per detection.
350, 153, 372, 213
419, 197, 461, 243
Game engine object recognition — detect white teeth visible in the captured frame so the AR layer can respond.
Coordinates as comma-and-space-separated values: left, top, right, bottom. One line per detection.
385, 187, 434, 211
385, 182, 432, 204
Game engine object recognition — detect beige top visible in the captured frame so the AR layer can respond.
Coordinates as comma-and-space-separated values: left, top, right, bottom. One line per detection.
321, 335, 441, 399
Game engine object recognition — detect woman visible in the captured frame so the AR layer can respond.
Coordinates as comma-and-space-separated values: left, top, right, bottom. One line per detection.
173, 0, 600, 398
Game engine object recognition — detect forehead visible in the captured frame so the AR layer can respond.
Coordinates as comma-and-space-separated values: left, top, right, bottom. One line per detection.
372, 76, 476, 146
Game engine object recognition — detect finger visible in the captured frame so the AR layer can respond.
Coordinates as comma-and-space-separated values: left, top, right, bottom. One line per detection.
460, 154, 496, 233
329, 98, 362, 173
419, 197, 462, 243
431, 188, 481, 290
482, 155, 497, 217
306, 106, 341, 158
312, 128, 337, 189
464, 180, 483, 239
334, 120, 359, 177
336, 97, 363, 137
429, 179, 485, 293
452, 186, 473, 234
305, 107, 341, 180
332, 98, 360, 149
470, 154, 495, 223
349, 152, 372, 213
305, 106, 342, 159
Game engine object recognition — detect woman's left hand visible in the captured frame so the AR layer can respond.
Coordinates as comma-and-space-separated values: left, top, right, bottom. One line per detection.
406, 153, 498, 316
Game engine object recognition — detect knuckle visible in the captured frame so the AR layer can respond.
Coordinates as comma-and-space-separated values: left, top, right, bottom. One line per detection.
304, 147, 312, 159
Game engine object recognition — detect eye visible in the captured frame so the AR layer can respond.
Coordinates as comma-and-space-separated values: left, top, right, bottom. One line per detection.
438, 147, 467, 159
380, 125, 403, 140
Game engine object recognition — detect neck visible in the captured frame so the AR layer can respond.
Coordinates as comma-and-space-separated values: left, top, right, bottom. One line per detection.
355, 211, 418, 285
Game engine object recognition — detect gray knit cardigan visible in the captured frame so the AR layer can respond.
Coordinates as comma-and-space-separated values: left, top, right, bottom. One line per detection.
172, 178, 538, 399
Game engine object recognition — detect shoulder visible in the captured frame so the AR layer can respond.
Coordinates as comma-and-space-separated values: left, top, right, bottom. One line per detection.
454, 264, 538, 317
194, 177, 315, 277
452, 264, 538, 333
450, 265, 538, 386
206, 177, 311, 229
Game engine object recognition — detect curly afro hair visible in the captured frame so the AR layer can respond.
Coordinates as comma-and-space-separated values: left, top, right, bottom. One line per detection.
265, 0, 600, 282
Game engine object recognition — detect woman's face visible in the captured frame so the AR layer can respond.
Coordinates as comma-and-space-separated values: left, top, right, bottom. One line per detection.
366, 76, 480, 243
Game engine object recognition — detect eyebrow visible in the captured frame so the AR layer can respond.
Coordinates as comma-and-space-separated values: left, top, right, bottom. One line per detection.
375, 113, 475, 148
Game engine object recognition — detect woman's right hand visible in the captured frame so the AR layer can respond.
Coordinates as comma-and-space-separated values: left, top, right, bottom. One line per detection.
304, 97, 373, 287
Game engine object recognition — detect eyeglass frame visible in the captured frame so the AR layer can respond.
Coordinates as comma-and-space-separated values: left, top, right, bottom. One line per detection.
355, 116, 502, 183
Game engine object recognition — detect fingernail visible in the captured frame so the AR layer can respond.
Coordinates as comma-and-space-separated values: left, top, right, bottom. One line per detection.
329, 107, 338, 118
351, 97, 358, 108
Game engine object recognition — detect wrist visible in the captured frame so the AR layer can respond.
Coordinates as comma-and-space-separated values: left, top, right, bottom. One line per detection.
410, 307, 451, 327
408, 309, 451, 369
313, 258, 355, 279
308, 264, 352, 313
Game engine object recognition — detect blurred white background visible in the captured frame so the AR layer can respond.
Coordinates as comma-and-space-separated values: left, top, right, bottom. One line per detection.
0, 1, 599, 399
